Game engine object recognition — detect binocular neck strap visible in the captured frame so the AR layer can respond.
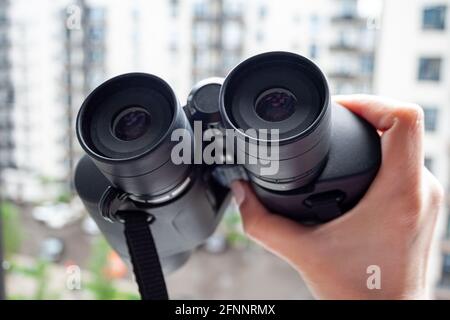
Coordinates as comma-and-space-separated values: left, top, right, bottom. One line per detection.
122, 211, 169, 300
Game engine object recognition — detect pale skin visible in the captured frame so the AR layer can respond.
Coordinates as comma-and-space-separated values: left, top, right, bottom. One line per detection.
231, 95, 445, 300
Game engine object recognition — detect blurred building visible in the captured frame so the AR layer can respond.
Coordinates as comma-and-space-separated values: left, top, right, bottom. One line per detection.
1, 0, 193, 202
328, 0, 376, 93
63, 0, 106, 191
374, 0, 450, 299
0, 0, 14, 175
1, 0, 378, 203
191, 0, 244, 82
239, 0, 378, 94
0, 0, 106, 201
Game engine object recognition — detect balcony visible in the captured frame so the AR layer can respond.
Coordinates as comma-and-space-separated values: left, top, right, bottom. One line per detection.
331, 14, 366, 26
193, 3, 244, 23
327, 70, 358, 80
193, 13, 243, 24
329, 42, 360, 52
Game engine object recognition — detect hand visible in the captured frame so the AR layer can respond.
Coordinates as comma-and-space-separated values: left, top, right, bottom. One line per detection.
231, 95, 444, 300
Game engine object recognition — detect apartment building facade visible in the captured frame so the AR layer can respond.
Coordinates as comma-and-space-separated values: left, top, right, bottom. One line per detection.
374, 0, 450, 298
0, 0, 13, 175
238, 0, 377, 95
327, 0, 376, 94
0, 0, 106, 201
1, 0, 191, 201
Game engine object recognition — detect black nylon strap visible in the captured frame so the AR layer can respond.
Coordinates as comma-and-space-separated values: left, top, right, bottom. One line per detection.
122, 211, 169, 300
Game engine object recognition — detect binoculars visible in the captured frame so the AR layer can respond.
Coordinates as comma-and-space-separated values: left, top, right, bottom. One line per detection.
74, 51, 381, 273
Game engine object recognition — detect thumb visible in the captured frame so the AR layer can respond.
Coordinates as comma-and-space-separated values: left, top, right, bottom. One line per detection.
231, 181, 314, 262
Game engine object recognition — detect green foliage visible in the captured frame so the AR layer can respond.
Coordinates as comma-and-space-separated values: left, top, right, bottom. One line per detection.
8, 259, 59, 300
56, 192, 72, 204
6, 236, 138, 300
222, 210, 250, 247
32, 260, 50, 300
87, 237, 141, 300
87, 236, 126, 300
0, 201, 22, 258
39, 176, 57, 185
0, 203, 137, 300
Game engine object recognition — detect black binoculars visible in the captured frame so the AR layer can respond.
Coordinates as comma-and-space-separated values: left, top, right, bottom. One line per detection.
74, 51, 381, 273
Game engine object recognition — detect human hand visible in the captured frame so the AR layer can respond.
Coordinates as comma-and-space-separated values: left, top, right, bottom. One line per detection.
231, 95, 444, 299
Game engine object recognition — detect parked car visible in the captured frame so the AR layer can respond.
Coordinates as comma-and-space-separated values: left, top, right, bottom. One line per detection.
39, 237, 65, 262
32, 200, 84, 229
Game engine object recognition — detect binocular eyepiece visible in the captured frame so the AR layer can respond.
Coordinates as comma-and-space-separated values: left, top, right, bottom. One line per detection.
77, 52, 333, 199
220, 52, 331, 191
76, 73, 193, 202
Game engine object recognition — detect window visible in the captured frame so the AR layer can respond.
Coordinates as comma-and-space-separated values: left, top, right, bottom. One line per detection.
309, 15, 320, 34
224, 0, 242, 17
259, 5, 267, 19
360, 54, 374, 75
256, 30, 264, 43
223, 22, 242, 49
170, 0, 179, 17
88, 8, 105, 21
192, 22, 210, 47
0, 11, 7, 24
418, 57, 442, 81
193, 0, 208, 16
422, 5, 447, 30
169, 31, 178, 52
223, 52, 239, 71
309, 44, 318, 59
446, 215, 450, 239
193, 51, 211, 68
424, 157, 434, 172
89, 50, 103, 63
340, 0, 357, 17
423, 107, 438, 132
338, 30, 347, 46
0, 32, 8, 46
441, 254, 450, 286
89, 27, 104, 41
88, 73, 104, 90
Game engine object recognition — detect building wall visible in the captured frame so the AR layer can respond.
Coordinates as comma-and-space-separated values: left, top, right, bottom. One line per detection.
2, 0, 192, 200
0, 0, 14, 172
374, 0, 450, 298
241, 0, 377, 94
6, 0, 69, 201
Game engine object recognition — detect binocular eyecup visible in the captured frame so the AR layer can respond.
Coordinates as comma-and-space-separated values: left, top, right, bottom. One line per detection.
76, 73, 193, 202
77, 52, 333, 198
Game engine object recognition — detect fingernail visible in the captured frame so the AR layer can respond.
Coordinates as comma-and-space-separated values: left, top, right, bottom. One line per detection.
231, 181, 245, 206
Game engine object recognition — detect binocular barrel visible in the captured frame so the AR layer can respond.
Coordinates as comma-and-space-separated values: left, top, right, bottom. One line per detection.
76, 52, 334, 199
220, 52, 332, 191
76, 73, 193, 201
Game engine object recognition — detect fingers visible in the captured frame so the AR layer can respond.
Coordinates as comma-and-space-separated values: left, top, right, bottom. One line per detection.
231, 180, 313, 262
334, 95, 424, 177
334, 95, 423, 132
